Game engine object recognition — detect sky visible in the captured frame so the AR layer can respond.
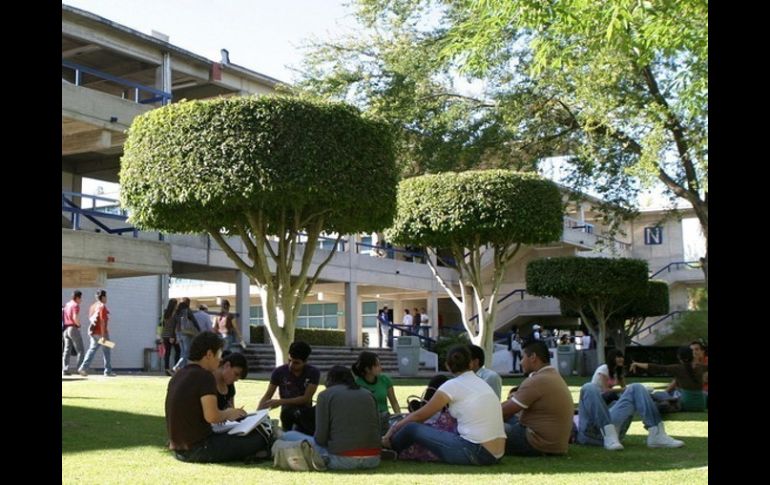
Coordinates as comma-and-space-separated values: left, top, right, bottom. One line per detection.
63, 0, 359, 84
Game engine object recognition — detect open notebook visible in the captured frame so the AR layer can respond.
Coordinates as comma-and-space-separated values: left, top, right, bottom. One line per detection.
212, 409, 270, 435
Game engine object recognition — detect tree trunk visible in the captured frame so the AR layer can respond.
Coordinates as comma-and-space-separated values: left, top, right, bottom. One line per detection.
260, 289, 292, 367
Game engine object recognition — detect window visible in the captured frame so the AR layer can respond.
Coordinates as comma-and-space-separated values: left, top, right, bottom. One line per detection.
362, 301, 378, 328
296, 303, 339, 329
250, 306, 263, 326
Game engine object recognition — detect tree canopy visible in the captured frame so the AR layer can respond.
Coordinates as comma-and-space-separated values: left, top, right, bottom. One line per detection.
527, 256, 649, 364
121, 95, 397, 235
298, 0, 708, 286
390, 169, 563, 357
120, 95, 398, 363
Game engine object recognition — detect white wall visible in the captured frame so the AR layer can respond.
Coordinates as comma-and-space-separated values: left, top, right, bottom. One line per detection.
62, 275, 162, 370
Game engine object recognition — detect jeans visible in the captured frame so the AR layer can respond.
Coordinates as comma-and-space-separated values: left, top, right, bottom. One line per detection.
504, 415, 543, 456
62, 326, 85, 372
173, 332, 193, 371
281, 431, 380, 470
511, 350, 522, 373
79, 334, 112, 374
577, 383, 662, 446
174, 431, 268, 463
390, 422, 500, 466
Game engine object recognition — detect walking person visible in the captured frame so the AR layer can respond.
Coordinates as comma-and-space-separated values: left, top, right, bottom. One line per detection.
62, 290, 85, 376
78, 289, 116, 377
161, 299, 180, 376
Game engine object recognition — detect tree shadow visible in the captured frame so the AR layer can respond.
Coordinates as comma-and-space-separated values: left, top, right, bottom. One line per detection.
62, 405, 167, 454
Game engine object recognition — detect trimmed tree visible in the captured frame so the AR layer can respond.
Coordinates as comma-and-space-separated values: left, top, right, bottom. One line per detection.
565, 280, 669, 354
388, 170, 563, 359
527, 257, 648, 365
120, 96, 397, 364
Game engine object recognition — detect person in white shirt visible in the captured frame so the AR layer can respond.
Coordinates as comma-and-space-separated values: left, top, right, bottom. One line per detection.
383, 345, 506, 465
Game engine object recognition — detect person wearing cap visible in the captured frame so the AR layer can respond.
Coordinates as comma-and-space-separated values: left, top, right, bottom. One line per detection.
78, 289, 116, 377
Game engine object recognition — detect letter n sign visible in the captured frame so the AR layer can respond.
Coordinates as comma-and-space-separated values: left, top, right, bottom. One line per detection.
644, 226, 663, 245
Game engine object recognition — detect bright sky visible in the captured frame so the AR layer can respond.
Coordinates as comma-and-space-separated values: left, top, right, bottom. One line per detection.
63, 0, 359, 84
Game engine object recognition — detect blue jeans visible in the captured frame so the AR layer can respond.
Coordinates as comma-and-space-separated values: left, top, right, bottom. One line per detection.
79, 335, 112, 374
390, 422, 500, 466
174, 431, 269, 463
173, 332, 193, 371
577, 383, 662, 446
281, 431, 380, 470
504, 415, 543, 456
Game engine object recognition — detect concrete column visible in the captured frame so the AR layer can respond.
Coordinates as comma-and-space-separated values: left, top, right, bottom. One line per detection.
159, 274, 170, 313
235, 271, 251, 343
157, 52, 172, 104
428, 291, 439, 339
344, 282, 359, 346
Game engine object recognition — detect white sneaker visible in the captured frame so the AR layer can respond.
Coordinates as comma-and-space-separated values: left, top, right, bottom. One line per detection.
602, 424, 624, 451
647, 422, 684, 448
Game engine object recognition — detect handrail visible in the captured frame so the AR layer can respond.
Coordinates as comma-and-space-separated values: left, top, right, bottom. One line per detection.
62, 59, 172, 105
469, 288, 528, 322
379, 318, 436, 347
62, 194, 138, 236
650, 261, 703, 279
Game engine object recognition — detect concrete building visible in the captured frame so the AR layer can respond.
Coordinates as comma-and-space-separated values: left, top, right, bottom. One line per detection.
61, 5, 704, 371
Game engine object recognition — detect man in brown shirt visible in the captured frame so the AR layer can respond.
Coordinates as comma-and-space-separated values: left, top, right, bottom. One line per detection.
165, 332, 269, 462
502, 340, 574, 455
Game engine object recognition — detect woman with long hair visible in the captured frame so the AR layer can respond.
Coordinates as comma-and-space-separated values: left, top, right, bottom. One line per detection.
631, 346, 708, 412
161, 299, 180, 375
352, 351, 401, 434
591, 349, 627, 404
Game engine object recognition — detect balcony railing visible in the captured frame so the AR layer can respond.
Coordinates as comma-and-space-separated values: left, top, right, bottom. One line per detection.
62, 59, 172, 105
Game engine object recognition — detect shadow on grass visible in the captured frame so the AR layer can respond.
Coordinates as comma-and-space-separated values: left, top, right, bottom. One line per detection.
62, 405, 167, 454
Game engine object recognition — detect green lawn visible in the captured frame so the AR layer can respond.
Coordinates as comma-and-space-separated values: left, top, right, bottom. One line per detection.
62, 375, 707, 484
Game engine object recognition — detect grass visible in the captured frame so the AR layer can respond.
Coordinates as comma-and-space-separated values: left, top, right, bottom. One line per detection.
62, 375, 707, 484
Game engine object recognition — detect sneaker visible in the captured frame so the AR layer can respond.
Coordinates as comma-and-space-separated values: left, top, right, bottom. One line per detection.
104, 371, 117, 377
62, 370, 71, 376
647, 422, 684, 448
380, 449, 398, 461
78, 369, 88, 377
602, 424, 624, 451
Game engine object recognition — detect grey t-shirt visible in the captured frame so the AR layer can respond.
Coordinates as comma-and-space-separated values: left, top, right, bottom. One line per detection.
314, 384, 381, 454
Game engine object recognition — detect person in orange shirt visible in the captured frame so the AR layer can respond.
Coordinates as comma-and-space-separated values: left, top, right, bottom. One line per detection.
78, 289, 116, 377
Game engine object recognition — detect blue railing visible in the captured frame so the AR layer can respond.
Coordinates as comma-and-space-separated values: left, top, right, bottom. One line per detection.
62, 192, 139, 237
62, 59, 172, 105
650, 261, 703, 279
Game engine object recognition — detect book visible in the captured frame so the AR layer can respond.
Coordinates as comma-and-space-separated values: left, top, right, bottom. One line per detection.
212, 409, 270, 435
98, 338, 116, 349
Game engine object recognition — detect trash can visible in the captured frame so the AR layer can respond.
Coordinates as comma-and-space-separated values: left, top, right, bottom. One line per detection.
583, 349, 598, 377
396, 336, 420, 376
557, 345, 575, 377
143, 348, 160, 372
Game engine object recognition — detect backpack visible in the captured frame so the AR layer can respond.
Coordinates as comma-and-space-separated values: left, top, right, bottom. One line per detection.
179, 311, 200, 336
271, 439, 326, 471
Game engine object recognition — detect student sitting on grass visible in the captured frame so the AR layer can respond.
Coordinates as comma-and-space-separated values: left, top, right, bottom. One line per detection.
214, 351, 248, 410
631, 345, 708, 412
383, 345, 506, 466
279, 366, 382, 470
165, 332, 269, 463
352, 351, 401, 434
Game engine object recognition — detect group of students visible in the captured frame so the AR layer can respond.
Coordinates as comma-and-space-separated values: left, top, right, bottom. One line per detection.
164, 334, 699, 469
160, 297, 245, 376
62, 289, 116, 377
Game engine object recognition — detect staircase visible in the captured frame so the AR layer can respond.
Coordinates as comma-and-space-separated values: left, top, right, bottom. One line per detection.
242, 344, 422, 374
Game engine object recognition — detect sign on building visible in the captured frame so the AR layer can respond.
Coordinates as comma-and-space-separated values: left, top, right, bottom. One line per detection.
644, 226, 663, 245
